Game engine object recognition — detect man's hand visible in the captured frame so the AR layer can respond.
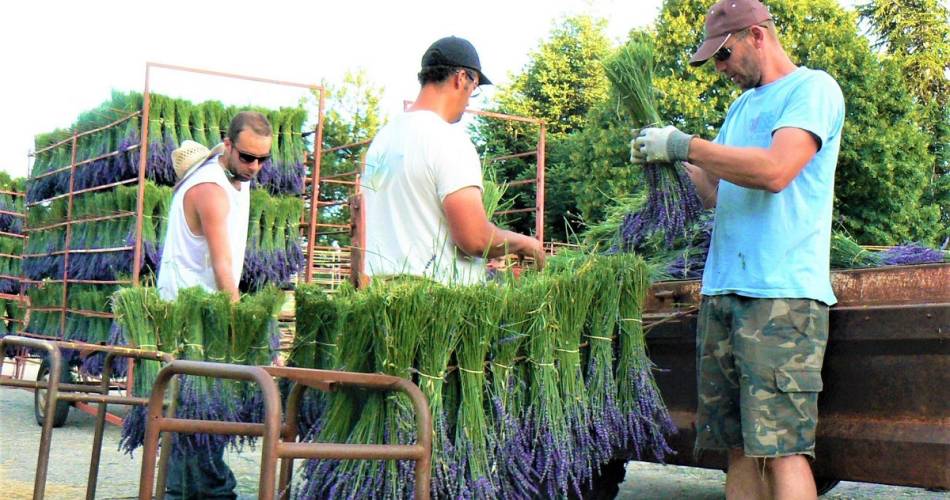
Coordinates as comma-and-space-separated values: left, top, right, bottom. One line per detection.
631, 125, 693, 164
516, 235, 545, 269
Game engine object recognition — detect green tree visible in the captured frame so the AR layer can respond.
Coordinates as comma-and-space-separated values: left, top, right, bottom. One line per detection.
473, 15, 613, 239
858, 0, 949, 241
309, 70, 385, 246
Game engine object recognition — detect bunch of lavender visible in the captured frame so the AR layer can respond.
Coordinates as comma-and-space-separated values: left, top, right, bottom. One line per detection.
298, 291, 383, 499
605, 38, 702, 249
879, 243, 947, 266
520, 275, 574, 498
665, 211, 714, 280
614, 253, 675, 461
583, 255, 625, 468
548, 262, 598, 495
489, 285, 535, 499
412, 285, 463, 499
450, 284, 502, 498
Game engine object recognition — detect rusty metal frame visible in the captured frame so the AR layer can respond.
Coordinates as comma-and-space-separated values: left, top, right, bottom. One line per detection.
138, 360, 432, 500
0, 335, 178, 500
136, 62, 327, 289
302, 139, 371, 284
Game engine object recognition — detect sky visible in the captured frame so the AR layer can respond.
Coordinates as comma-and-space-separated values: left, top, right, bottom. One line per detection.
1, 0, 857, 178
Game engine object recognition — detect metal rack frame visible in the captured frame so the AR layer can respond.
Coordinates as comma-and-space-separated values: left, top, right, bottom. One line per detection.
0, 335, 178, 500
138, 360, 432, 500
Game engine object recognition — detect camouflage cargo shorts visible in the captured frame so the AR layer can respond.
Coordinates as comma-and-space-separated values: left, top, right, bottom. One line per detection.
695, 294, 829, 458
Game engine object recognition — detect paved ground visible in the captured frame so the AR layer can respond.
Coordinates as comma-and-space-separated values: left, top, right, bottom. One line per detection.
1, 361, 946, 499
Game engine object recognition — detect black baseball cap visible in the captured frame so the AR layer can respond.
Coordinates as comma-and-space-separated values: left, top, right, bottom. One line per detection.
421, 36, 492, 86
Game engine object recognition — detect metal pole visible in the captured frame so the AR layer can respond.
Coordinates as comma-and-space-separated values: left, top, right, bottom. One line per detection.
132, 63, 152, 286
535, 124, 546, 244
85, 352, 115, 500
305, 88, 327, 283
58, 133, 79, 339
278, 383, 307, 499
34, 343, 62, 500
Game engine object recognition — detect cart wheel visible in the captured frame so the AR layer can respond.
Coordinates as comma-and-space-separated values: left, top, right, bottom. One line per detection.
34, 358, 73, 428
815, 477, 839, 495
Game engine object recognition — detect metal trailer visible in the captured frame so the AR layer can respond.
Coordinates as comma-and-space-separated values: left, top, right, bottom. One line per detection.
594, 263, 949, 495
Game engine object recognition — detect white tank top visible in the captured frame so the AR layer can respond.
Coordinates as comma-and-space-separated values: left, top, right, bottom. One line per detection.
156, 156, 250, 300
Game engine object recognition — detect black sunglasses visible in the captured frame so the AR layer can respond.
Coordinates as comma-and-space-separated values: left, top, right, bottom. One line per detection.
713, 45, 733, 62
234, 147, 271, 164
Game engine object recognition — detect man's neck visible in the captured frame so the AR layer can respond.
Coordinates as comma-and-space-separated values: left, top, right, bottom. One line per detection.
758, 49, 798, 87
217, 155, 242, 190
408, 86, 454, 123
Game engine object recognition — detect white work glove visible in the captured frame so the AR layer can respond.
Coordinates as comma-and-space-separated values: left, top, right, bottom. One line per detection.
630, 125, 693, 164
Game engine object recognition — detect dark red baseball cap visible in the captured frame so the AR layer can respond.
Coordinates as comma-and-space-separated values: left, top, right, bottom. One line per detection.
689, 0, 773, 66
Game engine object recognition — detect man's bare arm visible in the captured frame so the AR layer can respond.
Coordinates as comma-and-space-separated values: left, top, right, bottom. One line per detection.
687, 127, 819, 193
442, 186, 544, 265
186, 183, 240, 302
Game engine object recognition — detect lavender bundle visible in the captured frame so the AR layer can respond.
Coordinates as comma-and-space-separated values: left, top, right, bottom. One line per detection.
233, 285, 285, 425
583, 255, 625, 468
378, 280, 429, 499
488, 284, 534, 499
114, 286, 163, 454
412, 284, 463, 499
548, 263, 598, 495
290, 284, 343, 436
879, 243, 948, 266
451, 284, 502, 498
605, 39, 702, 249
831, 232, 883, 269
299, 290, 385, 500
614, 253, 675, 460
520, 275, 573, 498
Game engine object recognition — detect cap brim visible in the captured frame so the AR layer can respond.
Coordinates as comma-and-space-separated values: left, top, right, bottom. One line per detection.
475, 69, 492, 86
689, 34, 730, 67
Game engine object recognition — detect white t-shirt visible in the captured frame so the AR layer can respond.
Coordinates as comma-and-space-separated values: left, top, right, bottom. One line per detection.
156, 156, 250, 300
361, 111, 485, 285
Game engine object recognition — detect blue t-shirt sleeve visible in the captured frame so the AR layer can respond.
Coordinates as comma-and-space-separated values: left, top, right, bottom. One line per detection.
772, 71, 844, 150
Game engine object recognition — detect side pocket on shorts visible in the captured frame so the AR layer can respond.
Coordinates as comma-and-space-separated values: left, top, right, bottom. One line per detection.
775, 369, 823, 393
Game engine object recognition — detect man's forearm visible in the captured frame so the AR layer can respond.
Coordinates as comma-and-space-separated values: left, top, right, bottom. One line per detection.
212, 261, 240, 301
683, 161, 719, 209
484, 227, 536, 259
688, 138, 781, 191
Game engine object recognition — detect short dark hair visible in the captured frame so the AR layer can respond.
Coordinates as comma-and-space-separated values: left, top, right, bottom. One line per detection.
227, 111, 272, 144
417, 66, 477, 86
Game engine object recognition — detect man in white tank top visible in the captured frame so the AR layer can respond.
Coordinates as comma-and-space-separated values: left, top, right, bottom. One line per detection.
158, 112, 271, 499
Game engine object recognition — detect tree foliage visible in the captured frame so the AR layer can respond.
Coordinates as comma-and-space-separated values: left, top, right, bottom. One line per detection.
310, 70, 385, 246
859, 0, 949, 241
473, 16, 613, 239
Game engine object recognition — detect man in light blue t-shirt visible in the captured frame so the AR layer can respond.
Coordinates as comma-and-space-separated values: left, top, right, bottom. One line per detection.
632, 0, 844, 498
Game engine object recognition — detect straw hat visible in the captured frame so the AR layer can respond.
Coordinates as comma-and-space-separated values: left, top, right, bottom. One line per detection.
171, 140, 226, 181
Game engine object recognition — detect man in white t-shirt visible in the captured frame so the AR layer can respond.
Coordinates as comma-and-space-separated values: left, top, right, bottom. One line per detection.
362, 36, 543, 285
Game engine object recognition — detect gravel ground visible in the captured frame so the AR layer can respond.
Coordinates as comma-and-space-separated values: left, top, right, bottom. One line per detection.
1, 362, 946, 499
